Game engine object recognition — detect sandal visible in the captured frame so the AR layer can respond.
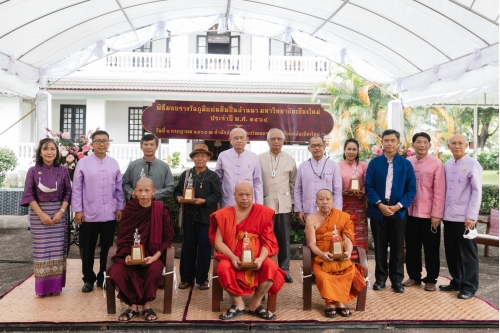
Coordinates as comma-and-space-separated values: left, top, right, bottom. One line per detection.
178, 282, 192, 289
248, 305, 276, 320
324, 307, 337, 318
118, 308, 139, 322
219, 304, 246, 320
199, 281, 209, 290
336, 307, 352, 317
143, 308, 157, 322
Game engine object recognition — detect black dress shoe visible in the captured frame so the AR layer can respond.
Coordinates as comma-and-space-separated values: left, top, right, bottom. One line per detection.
373, 281, 386, 291
458, 291, 475, 299
392, 283, 405, 293
439, 284, 461, 291
284, 275, 293, 283
96, 279, 104, 289
82, 282, 94, 292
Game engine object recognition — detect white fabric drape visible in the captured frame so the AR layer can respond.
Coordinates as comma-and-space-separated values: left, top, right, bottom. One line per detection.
0, 15, 498, 92
388, 99, 404, 133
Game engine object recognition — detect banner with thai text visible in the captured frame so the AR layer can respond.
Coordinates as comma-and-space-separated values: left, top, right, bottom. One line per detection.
142, 100, 334, 141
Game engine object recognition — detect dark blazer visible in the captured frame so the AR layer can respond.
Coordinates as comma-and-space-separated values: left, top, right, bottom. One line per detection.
365, 154, 416, 221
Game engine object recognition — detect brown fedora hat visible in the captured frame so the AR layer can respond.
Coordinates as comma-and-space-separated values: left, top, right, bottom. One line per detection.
189, 144, 213, 159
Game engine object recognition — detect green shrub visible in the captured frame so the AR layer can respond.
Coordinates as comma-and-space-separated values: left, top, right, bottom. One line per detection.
481, 185, 499, 214
0, 147, 18, 186
477, 151, 499, 170
291, 215, 305, 244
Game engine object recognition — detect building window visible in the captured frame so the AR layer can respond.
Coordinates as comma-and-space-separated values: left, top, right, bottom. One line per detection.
166, 37, 171, 53
231, 36, 240, 55
60, 105, 86, 141
128, 107, 146, 142
133, 41, 152, 53
284, 43, 302, 56
197, 35, 207, 54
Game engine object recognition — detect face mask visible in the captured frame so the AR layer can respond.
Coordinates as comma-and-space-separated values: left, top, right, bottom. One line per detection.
38, 177, 57, 193
463, 228, 478, 240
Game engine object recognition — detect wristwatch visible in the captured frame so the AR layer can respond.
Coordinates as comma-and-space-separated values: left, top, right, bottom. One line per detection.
60, 208, 66, 213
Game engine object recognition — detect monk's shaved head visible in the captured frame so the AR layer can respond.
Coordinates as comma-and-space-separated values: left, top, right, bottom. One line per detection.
234, 181, 253, 209
235, 181, 253, 193
316, 188, 333, 199
135, 177, 155, 189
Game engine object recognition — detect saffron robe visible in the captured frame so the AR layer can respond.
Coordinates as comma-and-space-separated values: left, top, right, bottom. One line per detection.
209, 204, 286, 296
109, 200, 174, 305
313, 208, 366, 304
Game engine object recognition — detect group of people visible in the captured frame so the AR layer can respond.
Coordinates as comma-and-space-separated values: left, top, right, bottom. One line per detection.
20, 126, 482, 322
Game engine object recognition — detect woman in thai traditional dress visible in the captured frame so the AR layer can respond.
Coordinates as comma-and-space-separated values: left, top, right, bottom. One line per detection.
338, 139, 369, 256
21, 138, 72, 297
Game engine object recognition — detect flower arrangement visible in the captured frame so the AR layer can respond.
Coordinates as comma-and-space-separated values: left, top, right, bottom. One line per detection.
45, 128, 96, 170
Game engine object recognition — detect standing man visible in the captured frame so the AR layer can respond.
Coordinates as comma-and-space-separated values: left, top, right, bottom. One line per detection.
174, 144, 222, 290
72, 130, 125, 292
123, 133, 174, 204
258, 129, 297, 283
440, 134, 482, 299
295, 136, 342, 225
365, 129, 416, 293
215, 127, 263, 208
403, 132, 445, 292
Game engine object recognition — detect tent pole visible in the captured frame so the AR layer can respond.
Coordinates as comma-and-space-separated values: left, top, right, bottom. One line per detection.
473, 105, 478, 159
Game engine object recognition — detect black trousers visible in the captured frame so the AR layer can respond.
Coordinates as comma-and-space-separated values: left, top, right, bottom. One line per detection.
443, 220, 479, 293
405, 216, 441, 284
371, 214, 406, 285
79, 220, 116, 284
273, 212, 292, 275
180, 221, 212, 285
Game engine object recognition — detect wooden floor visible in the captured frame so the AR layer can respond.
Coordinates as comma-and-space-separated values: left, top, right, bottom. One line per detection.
0, 259, 497, 327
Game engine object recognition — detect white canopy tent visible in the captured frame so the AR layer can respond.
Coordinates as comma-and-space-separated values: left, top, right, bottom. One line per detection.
0, 0, 498, 137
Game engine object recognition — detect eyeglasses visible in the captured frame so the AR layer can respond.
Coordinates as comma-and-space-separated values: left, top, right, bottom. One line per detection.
269, 137, 284, 142
309, 144, 324, 149
93, 140, 109, 145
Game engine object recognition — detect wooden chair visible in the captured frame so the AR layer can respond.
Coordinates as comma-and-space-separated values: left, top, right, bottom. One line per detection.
105, 245, 175, 314
476, 209, 499, 257
302, 245, 368, 311
211, 255, 278, 313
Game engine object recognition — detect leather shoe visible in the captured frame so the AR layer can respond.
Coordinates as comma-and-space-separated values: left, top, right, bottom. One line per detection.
458, 291, 475, 299
373, 281, 386, 291
439, 284, 460, 292
392, 283, 405, 293
424, 283, 436, 291
82, 282, 93, 293
402, 278, 420, 287
284, 275, 293, 283
178, 282, 192, 289
96, 279, 104, 289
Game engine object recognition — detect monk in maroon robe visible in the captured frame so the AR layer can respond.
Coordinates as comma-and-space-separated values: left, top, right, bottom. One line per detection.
209, 181, 286, 321
109, 178, 173, 322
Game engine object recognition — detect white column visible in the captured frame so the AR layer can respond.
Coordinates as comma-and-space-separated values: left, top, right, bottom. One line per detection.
0, 96, 22, 148
473, 106, 478, 159
387, 99, 404, 134
170, 35, 189, 72
251, 36, 269, 72
35, 91, 51, 143
86, 99, 106, 133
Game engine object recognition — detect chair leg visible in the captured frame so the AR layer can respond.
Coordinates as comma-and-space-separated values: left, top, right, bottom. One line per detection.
212, 277, 222, 312
163, 275, 173, 314
106, 277, 116, 314
356, 285, 367, 311
267, 293, 277, 313
485, 245, 490, 257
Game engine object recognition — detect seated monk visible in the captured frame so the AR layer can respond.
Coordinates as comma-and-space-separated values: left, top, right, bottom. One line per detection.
305, 189, 366, 318
209, 181, 286, 320
109, 178, 173, 322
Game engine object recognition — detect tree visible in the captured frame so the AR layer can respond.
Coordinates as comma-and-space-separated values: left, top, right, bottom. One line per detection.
312, 65, 390, 152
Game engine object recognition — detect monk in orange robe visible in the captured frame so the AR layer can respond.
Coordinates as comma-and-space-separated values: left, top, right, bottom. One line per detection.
305, 189, 366, 318
209, 181, 286, 320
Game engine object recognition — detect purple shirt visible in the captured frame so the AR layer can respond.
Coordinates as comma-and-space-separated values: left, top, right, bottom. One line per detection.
408, 154, 445, 219
294, 156, 342, 213
443, 154, 482, 222
215, 148, 263, 207
20, 164, 71, 206
71, 154, 125, 222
